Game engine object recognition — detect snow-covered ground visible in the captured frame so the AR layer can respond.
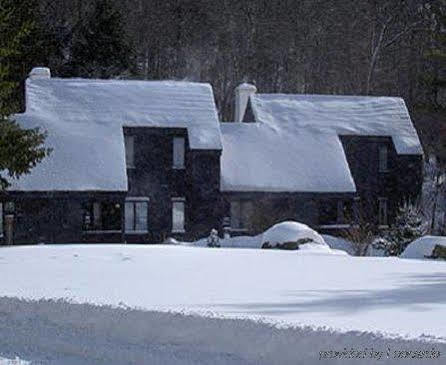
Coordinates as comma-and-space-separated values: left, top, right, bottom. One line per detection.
1, 296, 444, 365
1, 244, 445, 338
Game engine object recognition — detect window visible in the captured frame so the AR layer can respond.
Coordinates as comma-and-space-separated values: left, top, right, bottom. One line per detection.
172, 198, 185, 232
230, 200, 253, 229
379, 145, 388, 172
378, 198, 388, 227
125, 135, 135, 168
82, 201, 122, 232
337, 200, 353, 224
173, 137, 185, 169
125, 198, 149, 233
319, 200, 338, 225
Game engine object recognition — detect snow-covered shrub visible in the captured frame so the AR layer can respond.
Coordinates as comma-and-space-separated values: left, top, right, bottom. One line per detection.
401, 236, 446, 259
386, 201, 427, 255
371, 237, 394, 256
261, 221, 326, 250
207, 229, 220, 248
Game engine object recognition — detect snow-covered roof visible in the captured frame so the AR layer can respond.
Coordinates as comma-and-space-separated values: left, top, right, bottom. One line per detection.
220, 92, 422, 193
220, 123, 356, 193
251, 94, 422, 155
10, 77, 222, 191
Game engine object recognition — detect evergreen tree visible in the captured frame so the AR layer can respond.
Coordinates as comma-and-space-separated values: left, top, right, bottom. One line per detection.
0, 0, 50, 190
385, 201, 427, 255
67, 0, 132, 79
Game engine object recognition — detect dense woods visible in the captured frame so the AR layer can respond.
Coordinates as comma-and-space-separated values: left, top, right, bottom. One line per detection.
2, 0, 445, 162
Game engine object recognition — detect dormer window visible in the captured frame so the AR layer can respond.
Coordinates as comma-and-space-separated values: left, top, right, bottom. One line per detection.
173, 137, 185, 169
125, 135, 135, 168
379, 145, 388, 172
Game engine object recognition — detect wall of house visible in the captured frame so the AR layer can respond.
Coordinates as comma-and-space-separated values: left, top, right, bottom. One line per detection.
221, 191, 355, 236
124, 127, 222, 243
340, 135, 423, 225
0, 192, 126, 245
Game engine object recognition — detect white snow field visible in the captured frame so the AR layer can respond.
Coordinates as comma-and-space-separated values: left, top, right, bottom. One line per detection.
0, 244, 445, 364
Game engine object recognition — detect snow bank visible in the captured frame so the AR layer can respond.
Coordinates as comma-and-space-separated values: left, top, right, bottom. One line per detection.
11, 77, 222, 191
401, 236, 446, 259
1, 297, 444, 365
261, 221, 325, 246
323, 234, 354, 255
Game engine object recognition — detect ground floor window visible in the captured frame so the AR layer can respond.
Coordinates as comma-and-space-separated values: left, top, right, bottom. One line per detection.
125, 198, 149, 233
230, 200, 253, 230
172, 198, 185, 233
83, 201, 122, 232
319, 200, 353, 226
378, 198, 388, 227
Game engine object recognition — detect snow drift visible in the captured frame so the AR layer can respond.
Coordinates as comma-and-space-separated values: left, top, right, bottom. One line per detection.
401, 236, 446, 259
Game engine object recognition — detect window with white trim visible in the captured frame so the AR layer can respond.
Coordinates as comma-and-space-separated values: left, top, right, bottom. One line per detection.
172, 198, 185, 232
125, 198, 149, 233
173, 137, 185, 169
230, 200, 253, 230
378, 198, 388, 226
379, 145, 388, 172
125, 135, 135, 168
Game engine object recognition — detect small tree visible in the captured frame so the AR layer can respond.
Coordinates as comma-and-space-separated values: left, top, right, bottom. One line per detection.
385, 200, 427, 255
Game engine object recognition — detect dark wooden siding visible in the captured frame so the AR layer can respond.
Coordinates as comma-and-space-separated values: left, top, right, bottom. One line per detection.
124, 127, 222, 242
340, 135, 423, 225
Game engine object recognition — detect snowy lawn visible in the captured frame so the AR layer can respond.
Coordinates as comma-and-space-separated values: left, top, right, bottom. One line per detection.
1, 244, 445, 342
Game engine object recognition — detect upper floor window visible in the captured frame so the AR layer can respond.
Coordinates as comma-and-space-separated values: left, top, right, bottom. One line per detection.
230, 200, 253, 230
378, 198, 388, 227
173, 137, 185, 169
125, 198, 149, 233
172, 198, 185, 233
125, 135, 135, 168
379, 145, 388, 172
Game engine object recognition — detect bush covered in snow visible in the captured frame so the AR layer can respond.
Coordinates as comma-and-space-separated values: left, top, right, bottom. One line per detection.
401, 236, 446, 259
261, 221, 326, 250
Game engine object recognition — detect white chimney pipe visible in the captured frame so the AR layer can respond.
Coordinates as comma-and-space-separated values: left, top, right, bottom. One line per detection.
29, 67, 51, 80
234, 83, 257, 123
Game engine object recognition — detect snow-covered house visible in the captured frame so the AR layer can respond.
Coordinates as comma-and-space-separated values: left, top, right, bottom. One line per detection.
220, 84, 423, 235
1, 68, 223, 244
0, 69, 423, 244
